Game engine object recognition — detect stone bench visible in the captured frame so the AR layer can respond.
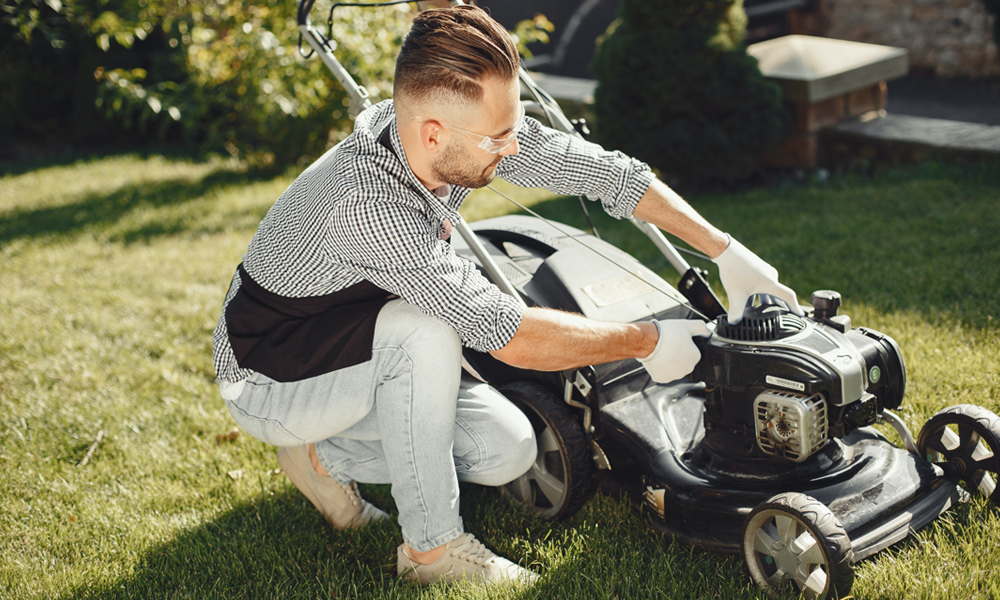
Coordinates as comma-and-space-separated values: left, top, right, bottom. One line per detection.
748, 34, 909, 168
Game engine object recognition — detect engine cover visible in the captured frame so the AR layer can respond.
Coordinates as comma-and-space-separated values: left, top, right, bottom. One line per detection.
693, 295, 906, 462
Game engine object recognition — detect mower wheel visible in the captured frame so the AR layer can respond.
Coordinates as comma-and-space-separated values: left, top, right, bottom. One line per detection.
499, 381, 594, 520
917, 404, 1000, 504
742, 492, 854, 600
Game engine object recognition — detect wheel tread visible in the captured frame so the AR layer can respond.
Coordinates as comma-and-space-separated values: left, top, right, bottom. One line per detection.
917, 403, 1000, 504
744, 492, 854, 599
500, 381, 595, 519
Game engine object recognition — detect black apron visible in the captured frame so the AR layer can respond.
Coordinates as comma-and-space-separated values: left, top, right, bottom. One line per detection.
225, 124, 403, 382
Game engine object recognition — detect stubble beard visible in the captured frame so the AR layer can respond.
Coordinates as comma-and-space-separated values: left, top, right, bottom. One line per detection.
431, 142, 502, 190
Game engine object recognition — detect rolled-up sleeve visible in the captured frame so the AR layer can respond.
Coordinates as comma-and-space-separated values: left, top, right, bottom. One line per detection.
496, 117, 655, 220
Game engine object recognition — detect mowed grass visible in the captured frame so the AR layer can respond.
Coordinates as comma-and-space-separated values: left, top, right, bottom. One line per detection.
1, 154, 999, 599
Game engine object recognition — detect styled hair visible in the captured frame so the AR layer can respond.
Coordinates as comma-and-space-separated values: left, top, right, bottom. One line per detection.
393, 5, 519, 106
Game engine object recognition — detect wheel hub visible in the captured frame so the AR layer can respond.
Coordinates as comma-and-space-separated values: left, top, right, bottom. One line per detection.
947, 456, 968, 477
743, 494, 853, 600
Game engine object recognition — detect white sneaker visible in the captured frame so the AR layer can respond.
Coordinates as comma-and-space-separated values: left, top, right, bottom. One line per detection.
397, 533, 538, 586
276, 445, 388, 529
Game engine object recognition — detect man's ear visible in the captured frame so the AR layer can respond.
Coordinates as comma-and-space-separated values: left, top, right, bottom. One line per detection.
419, 120, 445, 154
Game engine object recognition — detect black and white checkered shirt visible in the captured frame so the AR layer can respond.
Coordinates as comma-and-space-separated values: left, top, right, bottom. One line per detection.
212, 99, 654, 384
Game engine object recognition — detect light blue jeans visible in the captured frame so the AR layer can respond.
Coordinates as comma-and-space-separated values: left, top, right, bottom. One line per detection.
223, 299, 537, 551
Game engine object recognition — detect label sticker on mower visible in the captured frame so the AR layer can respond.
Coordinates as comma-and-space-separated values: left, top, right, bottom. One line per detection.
766, 375, 806, 392
581, 273, 656, 307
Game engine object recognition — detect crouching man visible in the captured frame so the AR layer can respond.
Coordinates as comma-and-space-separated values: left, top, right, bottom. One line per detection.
212, 4, 798, 588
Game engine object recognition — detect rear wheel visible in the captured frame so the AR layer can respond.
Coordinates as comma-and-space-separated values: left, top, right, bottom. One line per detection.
917, 404, 1000, 504
500, 381, 594, 520
743, 492, 854, 600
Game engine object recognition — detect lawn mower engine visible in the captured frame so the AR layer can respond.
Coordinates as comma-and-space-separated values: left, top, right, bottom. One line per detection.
452, 217, 991, 600
598, 291, 964, 594
693, 292, 906, 468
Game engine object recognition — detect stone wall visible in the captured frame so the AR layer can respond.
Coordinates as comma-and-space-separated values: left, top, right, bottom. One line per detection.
803, 0, 1000, 77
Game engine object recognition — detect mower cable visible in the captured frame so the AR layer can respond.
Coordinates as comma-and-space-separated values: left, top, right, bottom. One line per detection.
484, 184, 712, 322
674, 246, 711, 262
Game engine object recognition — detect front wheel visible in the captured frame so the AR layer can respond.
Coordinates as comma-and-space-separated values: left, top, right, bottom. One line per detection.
500, 381, 594, 520
917, 404, 1000, 504
742, 492, 855, 600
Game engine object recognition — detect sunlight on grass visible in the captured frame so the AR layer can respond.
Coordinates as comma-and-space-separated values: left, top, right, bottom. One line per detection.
2, 155, 999, 599
462, 177, 561, 222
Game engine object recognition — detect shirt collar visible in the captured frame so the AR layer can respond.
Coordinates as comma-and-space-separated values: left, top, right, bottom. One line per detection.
376, 102, 471, 217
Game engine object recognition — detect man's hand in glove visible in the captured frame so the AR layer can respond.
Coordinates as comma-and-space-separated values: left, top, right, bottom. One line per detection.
639, 320, 711, 383
713, 236, 801, 324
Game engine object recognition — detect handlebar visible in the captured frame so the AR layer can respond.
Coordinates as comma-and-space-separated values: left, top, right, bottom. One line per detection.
297, 0, 317, 26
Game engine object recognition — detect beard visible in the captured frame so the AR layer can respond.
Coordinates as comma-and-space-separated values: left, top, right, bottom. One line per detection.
430, 141, 503, 190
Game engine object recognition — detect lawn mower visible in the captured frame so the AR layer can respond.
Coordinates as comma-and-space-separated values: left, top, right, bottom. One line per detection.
296, 1, 1000, 597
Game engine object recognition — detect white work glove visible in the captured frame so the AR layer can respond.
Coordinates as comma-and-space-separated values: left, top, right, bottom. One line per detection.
713, 235, 801, 324
638, 320, 711, 383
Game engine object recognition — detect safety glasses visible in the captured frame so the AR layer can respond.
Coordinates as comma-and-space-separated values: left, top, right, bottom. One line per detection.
419, 103, 525, 154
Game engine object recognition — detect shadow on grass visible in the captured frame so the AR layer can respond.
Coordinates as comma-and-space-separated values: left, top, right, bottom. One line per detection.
65, 487, 404, 600
60, 484, 551, 600
58, 480, 762, 600
0, 162, 283, 247
0, 148, 208, 178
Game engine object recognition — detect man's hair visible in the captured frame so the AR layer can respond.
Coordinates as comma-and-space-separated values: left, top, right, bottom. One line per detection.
394, 5, 519, 107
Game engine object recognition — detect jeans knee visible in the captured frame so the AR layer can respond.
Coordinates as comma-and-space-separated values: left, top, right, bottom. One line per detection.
413, 313, 461, 353
381, 300, 461, 357
507, 423, 538, 480
459, 409, 537, 486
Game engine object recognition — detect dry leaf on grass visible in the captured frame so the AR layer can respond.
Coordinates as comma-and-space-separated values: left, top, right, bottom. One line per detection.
215, 428, 240, 444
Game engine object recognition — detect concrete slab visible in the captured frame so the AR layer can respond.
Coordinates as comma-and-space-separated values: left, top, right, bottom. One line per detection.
833, 114, 1000, 154
748, 35, 908, 103
526, 71, 597, 104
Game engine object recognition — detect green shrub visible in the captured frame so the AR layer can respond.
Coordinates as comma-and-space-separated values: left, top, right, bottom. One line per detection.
591, 0, 789, 187
1, 0, 409, 166
2, 2, 554, 167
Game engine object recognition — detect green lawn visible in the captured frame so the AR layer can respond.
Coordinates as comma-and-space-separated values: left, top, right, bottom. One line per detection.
1, 154, 999, 599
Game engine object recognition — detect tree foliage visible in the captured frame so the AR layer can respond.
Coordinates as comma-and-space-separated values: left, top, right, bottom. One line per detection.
1, 0, 410, 165
591, 0, 789, 187
1, 1, 554, 166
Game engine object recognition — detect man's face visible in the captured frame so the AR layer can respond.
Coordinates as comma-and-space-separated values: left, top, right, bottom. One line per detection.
430, 133, 503, 189
429, 76, 521, 189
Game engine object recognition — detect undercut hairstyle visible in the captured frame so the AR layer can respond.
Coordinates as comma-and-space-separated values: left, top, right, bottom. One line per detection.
393, 5, 520, 107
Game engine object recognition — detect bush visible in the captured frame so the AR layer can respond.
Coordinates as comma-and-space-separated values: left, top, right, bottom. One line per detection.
591, 0, 789, 187
1, 0, 409, 166
1, 2, 554, 167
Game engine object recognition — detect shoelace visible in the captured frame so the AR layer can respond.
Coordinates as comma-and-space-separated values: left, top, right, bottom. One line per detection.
450, 535, 496, 567
339, 481, 362, 507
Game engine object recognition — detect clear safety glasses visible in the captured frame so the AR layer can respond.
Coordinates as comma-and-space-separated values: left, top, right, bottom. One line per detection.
424, 103, 525, 154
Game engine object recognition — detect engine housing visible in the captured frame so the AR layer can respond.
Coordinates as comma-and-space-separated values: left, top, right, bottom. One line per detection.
692, 293, 906, 463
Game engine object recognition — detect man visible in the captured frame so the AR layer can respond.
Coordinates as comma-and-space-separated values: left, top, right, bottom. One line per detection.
212, 4, 799, 589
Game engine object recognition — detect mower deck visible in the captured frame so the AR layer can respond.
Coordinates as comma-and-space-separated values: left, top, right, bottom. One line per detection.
600, 383, 960, 559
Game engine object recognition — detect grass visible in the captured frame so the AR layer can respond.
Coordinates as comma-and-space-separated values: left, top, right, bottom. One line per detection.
1, 154, 999, 599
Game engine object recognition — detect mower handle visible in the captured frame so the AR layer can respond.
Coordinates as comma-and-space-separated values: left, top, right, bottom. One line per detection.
296, 0, 373, 117
294, 0, 710, 313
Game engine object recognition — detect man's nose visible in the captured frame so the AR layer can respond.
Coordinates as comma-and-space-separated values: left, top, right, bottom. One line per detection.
499, 135, 519, 157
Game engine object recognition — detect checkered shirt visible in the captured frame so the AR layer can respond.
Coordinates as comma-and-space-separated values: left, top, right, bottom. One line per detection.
212, 99, 654, 383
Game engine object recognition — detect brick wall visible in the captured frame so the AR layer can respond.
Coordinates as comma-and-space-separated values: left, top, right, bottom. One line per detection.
805, 0, 1000, 77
